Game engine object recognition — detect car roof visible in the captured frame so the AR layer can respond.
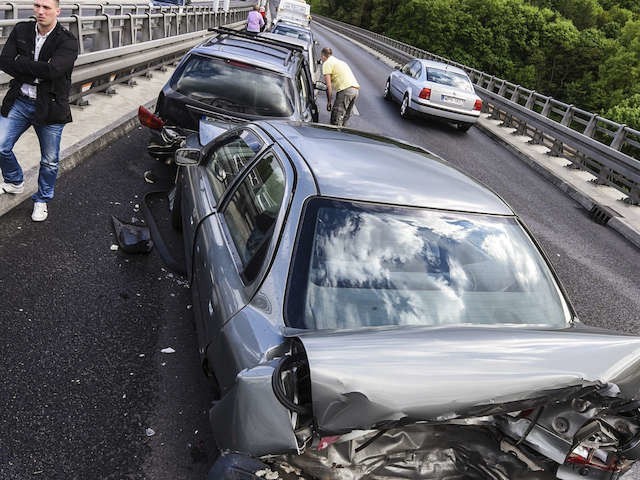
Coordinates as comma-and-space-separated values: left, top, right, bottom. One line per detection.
417, 59, 469, 76
266, 122, 513, 215
191, 30, 304, 75
258, 32, 309, 49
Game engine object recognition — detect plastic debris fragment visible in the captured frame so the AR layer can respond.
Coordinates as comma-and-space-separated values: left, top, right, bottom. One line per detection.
145, 428, 155, 437
161, 347, 175, 354
111, 216, 153, 254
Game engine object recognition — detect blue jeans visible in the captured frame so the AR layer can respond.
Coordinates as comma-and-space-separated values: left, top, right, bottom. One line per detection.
0, 97, 65, 203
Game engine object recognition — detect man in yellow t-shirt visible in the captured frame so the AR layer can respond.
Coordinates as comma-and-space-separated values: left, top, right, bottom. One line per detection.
321, 47, 360, 127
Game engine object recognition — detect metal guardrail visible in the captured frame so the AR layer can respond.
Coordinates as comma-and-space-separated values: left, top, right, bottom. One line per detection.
315, 16, 640, 205
0, 4, 248, 101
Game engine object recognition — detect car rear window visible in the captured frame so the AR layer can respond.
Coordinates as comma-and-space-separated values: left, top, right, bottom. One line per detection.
174, 54, 295, 117
426, 68, 474, 92
273, 26, 311, 43
286, 198, 571, 330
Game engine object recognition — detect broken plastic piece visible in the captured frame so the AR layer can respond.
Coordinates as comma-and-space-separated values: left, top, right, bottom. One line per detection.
111, 216, 153, 254
145, 427, 155, 437
161, 347, 175, 354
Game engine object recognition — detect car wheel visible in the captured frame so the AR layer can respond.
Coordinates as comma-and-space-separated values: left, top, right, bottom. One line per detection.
383, 79, 392, 100
457, 122, 472, 132
400, 95, 411, 119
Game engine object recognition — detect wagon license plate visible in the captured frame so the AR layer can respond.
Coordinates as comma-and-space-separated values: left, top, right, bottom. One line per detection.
441, 95, 463, 105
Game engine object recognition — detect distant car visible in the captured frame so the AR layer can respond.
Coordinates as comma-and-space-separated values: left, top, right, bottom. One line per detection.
138, 27, 322, 160
384, 58, 483, 131
147, 119, 640, 480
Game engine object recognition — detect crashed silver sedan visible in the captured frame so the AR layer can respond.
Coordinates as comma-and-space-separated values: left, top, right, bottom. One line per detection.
164, 120, 640, 480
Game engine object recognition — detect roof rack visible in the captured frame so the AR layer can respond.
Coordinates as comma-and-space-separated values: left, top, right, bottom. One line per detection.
209, 27, 305, 54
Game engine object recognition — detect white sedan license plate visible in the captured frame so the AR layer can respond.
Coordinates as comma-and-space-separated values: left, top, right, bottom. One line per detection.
442, 95, 463, 105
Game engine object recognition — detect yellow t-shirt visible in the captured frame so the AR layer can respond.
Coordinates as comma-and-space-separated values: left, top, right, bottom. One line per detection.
322, 56, 360, 92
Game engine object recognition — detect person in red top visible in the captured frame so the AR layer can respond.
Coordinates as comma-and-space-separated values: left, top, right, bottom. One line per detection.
258, 6, 266, 31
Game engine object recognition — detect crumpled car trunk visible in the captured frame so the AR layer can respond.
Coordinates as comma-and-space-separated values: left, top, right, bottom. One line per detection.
210, 326, 640, 479
292, 326, 640, 433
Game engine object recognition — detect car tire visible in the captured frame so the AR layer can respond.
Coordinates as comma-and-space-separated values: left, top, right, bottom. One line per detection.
457, 122, 472, 132
383, 79, 392, 100
400, 95, 411, 119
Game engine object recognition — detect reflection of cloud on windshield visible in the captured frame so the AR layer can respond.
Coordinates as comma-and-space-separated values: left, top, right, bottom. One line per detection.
303, 205, 567, 330
319, 213, 422, 286
481, 232, 540, 287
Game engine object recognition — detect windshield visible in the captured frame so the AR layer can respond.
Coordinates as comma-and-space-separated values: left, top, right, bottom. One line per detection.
426, 67, 474, 92
173, 54, 295, 117
287, 199, 571, 330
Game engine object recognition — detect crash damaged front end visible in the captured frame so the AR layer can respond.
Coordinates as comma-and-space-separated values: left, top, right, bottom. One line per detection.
208, 327, 640, 479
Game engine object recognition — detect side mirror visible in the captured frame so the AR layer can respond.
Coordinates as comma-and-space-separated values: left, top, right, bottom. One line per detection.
175, 147, 201, 166
314, 81, 327, 91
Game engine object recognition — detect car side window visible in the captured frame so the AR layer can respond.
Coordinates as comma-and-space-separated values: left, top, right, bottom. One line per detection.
204, 131, 262, 202
222, 152, 286, 283
401, 62, 412, 75
409, 61, 422, 79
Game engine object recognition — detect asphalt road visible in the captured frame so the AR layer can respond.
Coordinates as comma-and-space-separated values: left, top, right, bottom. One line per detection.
0, 20, 639, 480
0, 128, 216, 479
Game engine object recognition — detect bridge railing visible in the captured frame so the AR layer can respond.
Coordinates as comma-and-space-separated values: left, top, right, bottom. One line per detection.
315, 16, 640, 205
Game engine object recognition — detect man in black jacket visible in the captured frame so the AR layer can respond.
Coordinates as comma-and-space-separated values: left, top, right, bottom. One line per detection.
0, 0, 78, 221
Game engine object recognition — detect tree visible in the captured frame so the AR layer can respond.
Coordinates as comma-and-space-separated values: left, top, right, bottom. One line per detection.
604, 94, 640, 131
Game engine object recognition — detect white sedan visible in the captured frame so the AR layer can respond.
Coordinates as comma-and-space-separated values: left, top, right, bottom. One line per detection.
384, 58, 483, 131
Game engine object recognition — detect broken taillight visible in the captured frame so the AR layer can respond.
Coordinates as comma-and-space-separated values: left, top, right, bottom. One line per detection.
138, 105, 165, 130
566, 449, 621, 472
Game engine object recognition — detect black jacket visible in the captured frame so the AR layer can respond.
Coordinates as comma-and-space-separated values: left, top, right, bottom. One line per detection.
0, 21, 78, 125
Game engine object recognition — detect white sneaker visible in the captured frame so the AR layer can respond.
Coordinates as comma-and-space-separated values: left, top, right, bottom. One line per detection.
0, 181, 24, 194
31, 202, 48, 222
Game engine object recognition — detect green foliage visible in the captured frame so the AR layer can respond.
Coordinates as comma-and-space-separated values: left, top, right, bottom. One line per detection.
604, 94, 640, 130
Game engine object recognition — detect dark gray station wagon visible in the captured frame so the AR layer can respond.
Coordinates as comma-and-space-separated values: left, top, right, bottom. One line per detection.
157, 121, 640, 480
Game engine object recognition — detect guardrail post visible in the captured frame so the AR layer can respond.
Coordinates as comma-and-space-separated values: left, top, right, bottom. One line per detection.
122, 13, 134, 46
497, 81, 507, 97
524, 91, 535, 110
515, 119, 528, 136
489, 105, 501, 121
626, 185, 640, 205
591, 164, 612, 186
501, 112, 515, 128
541, 98, 552, 117
510, 85, 520, 102
487, 76, 496, 92
584, 114, 599, 138
5, 2, 18, 20
70, 15, 83, 55
610, 124, 627, 151
561, 105, 574, 127
141, 12, 152, 42
94, 14, 114, 51
548, 139, 564, 157
529, 129, 544, 145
